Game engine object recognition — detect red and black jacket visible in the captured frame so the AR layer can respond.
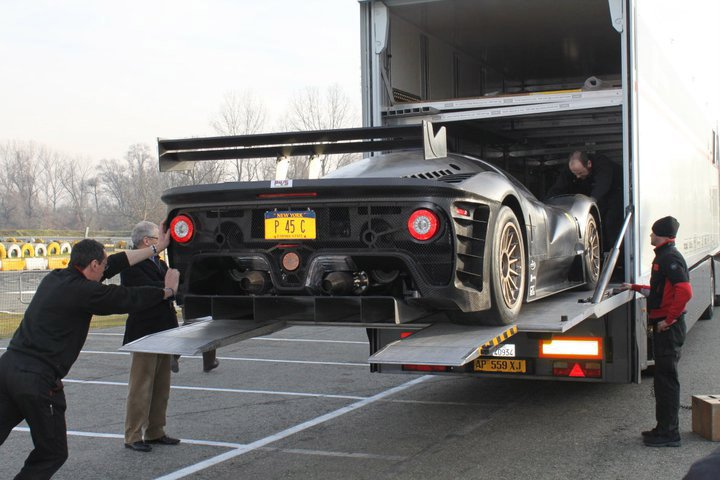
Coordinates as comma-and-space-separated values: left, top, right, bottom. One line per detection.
630, 240, 692, 326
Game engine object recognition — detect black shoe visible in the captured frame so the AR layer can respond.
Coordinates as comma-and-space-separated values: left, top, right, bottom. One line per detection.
644, 432, 681, 447
641, 427, 660, 438
171, 356, 180, 373
203, 359, 220, 372
125, 441, 152, 452
146, 435, 180, 445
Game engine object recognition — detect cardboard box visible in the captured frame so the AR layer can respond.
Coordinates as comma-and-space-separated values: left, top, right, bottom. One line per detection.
692, 395, 720, 441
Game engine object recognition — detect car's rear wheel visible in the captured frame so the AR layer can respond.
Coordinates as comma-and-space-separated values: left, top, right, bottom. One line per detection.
448, 206, 525, 326
489, 207, 525, 324
582, 215, 601, 291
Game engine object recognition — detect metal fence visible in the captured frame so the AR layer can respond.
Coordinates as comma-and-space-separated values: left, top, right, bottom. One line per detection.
0, 270, 123, 338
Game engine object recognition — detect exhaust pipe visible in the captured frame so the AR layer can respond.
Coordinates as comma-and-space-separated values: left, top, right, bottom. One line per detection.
322, 272, 354, 295
239, 271, 270, 294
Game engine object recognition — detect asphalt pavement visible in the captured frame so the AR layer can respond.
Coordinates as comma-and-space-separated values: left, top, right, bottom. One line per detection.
1, 312, 719, 480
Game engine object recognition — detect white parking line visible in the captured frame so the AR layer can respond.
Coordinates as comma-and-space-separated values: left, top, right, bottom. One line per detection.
0, 347, 367, 367
155, 376, 430, 480
10, 427, 409, 461
63, 378, 367, 400
11, 426, 246, 449
80, 349, 369, 367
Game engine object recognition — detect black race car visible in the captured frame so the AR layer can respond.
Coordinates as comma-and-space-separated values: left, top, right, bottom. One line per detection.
159, 123, 601, 326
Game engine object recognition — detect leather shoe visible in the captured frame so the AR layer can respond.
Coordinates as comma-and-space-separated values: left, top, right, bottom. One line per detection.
146, 435, 180, 445
125, 441, 152, 452
644, 431, 681, 447
171, 356, 180, 373
203, 359, 220, 372
641, 427, 660, 438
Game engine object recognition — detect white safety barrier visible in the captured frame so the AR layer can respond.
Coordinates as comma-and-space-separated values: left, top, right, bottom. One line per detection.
6, 244, 21, 258
25, 257, 49, 270
34, 243, 48, 257
60, 242, 72, 254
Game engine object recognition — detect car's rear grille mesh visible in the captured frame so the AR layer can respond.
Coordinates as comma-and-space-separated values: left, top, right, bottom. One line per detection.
179, 202, 454, 286
454, 204, 490, 290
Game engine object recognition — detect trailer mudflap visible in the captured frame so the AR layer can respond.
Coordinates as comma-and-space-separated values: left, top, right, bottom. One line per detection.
119, 319, 288, 356
368, 323, 518, 366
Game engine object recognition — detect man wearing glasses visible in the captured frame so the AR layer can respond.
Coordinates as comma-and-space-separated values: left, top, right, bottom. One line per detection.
0, 226, 179, 479
121, 221, 181, 452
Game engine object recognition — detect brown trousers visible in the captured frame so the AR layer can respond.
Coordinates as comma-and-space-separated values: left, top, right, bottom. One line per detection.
124, 352, 171, 444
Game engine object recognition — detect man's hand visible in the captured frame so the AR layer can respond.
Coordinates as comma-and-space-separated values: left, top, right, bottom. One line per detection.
164, 268, 180, 294
157, 220, 171, 252
656, 319, 671, 332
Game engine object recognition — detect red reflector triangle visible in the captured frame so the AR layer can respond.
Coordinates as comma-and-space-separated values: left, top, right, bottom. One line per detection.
569, 363, 586, 377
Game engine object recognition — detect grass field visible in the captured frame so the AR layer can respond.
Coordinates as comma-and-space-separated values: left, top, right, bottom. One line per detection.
0, 313, 128, 339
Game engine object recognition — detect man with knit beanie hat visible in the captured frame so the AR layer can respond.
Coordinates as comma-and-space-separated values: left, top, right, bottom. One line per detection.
623, 215, 692, 447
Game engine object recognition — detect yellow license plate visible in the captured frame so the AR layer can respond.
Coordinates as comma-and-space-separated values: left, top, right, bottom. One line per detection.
264, 210, 316, 240
473, 358, 526, 373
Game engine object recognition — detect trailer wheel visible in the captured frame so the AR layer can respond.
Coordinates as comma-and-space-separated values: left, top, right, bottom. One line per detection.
581, 215, 601, 291
485, 207, 526, 325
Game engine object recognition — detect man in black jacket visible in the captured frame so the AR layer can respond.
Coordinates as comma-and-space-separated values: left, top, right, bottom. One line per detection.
0, 231, 179, 479
546, 150, 623, 250
122, 221, 180, 452
624, 216, 692, 447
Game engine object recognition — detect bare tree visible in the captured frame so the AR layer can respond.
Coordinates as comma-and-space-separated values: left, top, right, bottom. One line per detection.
1, 141, 42, 226
60, 157, 93, 228
0, 143, 19, 226
97, 144, 167, 228
281, 84, 360, 178
211, 90, 269, 181
38, 148, 68, 220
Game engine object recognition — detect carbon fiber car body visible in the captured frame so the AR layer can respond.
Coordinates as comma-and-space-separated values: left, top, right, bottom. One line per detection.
162, 149, 600, 326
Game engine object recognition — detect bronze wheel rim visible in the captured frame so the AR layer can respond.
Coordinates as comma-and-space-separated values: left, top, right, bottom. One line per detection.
587, 219, 601, 280
499, 222, 523, 308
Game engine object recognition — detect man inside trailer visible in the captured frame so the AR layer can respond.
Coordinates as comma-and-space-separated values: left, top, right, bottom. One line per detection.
546, 150, 623, 251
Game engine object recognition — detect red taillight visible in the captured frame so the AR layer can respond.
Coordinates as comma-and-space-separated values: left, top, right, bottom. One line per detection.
552, 361, 602, 378
169, 215, 194, 243
407, 209, 439, 241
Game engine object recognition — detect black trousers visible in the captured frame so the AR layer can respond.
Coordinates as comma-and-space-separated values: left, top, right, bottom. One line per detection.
652, 315, 686, 434
0, 351, 68, 480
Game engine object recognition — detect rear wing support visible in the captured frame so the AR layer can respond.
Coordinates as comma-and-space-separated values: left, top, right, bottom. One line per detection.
157, 121, 447, 172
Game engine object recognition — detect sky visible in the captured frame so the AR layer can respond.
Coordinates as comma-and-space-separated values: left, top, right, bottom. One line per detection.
1, 1, 718, 165
0, 0, 362, 162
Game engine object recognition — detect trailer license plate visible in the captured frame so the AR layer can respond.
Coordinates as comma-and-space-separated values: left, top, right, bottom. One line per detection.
473, 358, 526, 373
265, 210, 316, 240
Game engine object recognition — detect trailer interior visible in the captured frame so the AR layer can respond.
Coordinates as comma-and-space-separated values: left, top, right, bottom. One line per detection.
367, 0, 624, 220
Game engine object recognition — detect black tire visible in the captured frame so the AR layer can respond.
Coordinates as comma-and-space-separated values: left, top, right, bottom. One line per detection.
482, 207, 526, 325
448, 207, 525, 326
581, 215, 601, 291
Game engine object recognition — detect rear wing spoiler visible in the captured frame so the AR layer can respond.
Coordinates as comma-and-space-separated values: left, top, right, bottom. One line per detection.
157, 121, 447, 172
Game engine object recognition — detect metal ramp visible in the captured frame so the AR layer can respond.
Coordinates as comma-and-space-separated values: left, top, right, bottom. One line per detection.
367, 288, 634, 367
368, 323, 518, 366
119, 319, 288, 356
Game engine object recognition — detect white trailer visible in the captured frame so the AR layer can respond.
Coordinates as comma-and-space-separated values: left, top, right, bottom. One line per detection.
359, 0, 720, 382
125, 0, 719, 385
